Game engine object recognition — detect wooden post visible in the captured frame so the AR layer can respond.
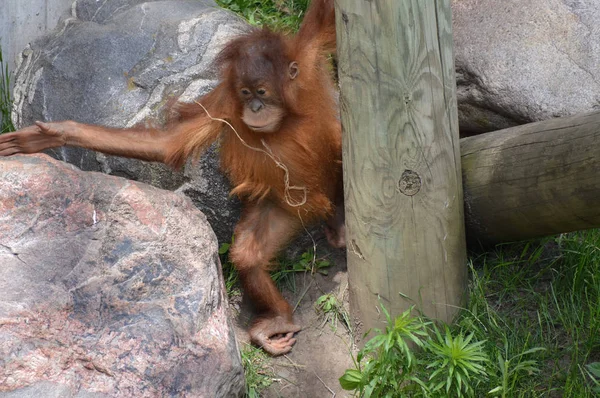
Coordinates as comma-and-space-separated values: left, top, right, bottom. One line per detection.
461, 111, 600, 245
336, 0, 467, 334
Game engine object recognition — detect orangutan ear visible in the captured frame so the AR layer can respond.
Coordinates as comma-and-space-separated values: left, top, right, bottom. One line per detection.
289, 61, 299, 80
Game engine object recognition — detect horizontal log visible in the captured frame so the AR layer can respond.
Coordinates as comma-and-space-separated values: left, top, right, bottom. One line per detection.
461, 111, 600, 245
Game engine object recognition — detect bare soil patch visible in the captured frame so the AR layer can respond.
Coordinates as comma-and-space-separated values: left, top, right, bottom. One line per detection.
231, 248, 357, 397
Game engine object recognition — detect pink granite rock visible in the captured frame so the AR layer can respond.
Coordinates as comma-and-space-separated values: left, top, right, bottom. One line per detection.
0, 154, 244, 397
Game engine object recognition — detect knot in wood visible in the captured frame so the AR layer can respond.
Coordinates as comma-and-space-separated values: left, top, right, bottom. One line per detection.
398, 170, 421, 196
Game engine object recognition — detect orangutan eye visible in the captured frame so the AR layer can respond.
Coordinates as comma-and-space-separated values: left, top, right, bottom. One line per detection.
257, 88, 266, 95
241, 88, 251, 96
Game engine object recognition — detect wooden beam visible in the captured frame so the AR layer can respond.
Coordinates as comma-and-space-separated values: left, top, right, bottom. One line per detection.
462, 111, 600, 245
336, 0, 467, 334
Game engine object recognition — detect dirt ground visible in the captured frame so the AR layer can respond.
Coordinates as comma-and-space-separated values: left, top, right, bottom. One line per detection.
231, 247, 357, 397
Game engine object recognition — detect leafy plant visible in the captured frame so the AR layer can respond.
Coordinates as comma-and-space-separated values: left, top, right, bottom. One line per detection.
294, 249, 331, 275
0, 43, 15, 134
488, 345, 544, 397
425, 327, 489, 397
340, 303, 497, 398
315, 293, 351, 333
339, 306, 430, 397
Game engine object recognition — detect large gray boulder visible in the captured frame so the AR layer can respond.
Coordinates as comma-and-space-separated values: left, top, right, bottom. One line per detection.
12, 0, 247, 243
0, 154, 244, 397
453, 0, 600, 134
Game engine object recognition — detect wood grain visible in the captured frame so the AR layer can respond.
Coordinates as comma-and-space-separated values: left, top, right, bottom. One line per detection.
336, 0, 467, 333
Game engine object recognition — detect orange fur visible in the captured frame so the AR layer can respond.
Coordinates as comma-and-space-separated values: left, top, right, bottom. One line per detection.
165, 0, 341, 225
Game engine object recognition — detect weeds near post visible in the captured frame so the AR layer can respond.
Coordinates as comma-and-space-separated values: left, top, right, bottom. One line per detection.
426, 326, 489, 397
339, 306, 432, 397
315, 293, 352, 333
339, 302, 550, 398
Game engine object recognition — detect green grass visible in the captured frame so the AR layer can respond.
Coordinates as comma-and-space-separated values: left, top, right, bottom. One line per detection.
216, 0, 309, 32
341, 231, 600, 397
466, 231, 600, 396
241, 344, 277, 397
0, 43, 15, 134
